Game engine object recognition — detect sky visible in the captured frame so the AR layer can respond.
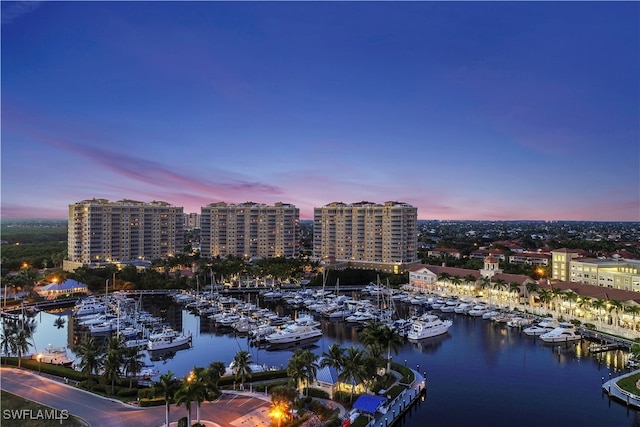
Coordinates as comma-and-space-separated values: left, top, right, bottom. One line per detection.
2, 1, 639, 222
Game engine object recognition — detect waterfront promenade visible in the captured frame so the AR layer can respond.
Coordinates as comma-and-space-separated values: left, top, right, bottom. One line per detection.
603, 369, 640, 409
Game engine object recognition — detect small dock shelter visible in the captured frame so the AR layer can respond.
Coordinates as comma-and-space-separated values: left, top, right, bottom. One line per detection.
38, 279, 88, 299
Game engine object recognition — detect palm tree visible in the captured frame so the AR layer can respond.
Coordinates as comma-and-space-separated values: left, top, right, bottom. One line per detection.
190, 367, 211, 424
562, 291, 579, 318
464, 274, 477, 295
492, 278, 507, 305
437, 272, 451, 294
154, 371, 180, 427
537, 289, 553, 313
174, 379, 194, 427
103, 335, 124, 395
232, 350, 253, 389
609, 300, 624, 327
525, 282, 539, 310
339, 347, 367, 402
592, 298, 606, 326
13, 328, 32, 369
321, 343, 344, 372
508, 282, 521, 309
76, 336, 103, 390
550, 287, 563, 313
287, 349, 318, 396
450, 275, 462, 295
123, 346, 145, 389
577, 297, 592, 321
205, 361, 226, 398
625, 305, 640, 332
360, 323, 402, 373
1, 323, 17, 362
479, 277, 492, 303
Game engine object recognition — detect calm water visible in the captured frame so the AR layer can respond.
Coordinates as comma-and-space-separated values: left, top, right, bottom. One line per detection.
24, 298, 640, 427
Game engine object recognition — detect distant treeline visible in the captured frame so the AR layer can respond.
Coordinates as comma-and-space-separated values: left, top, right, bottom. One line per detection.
1, 225, 68, 244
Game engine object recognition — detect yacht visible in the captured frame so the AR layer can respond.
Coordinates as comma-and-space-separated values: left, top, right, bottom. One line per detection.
39, 345, 75, 366
147, 329, 192, 351
265, 323, 322, 345
468, 304, 488, 317
540, 323, 582, 343
74, 299, 107, 317
523, 319, 559, 336
406, 314, 453, 340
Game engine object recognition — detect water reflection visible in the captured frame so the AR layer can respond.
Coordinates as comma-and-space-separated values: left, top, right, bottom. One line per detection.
6, 297, 640, 426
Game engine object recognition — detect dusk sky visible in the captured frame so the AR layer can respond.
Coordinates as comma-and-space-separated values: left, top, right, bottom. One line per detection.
2, 2, 639, 221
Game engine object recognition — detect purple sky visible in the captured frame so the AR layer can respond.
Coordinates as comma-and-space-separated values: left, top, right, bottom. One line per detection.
2, 2, 639, 221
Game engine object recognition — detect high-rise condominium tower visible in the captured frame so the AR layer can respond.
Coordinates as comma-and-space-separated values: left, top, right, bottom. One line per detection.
200, 202, 300, 259
66, 199, 184, 269
313, 201, 418, 272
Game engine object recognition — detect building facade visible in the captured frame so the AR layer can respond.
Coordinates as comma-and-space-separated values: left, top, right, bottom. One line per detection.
184, 212, 200, 230
552, 248, 640, 292
313, 201, 418, 272
200, 202, 300, 259
65, 199, 184, 271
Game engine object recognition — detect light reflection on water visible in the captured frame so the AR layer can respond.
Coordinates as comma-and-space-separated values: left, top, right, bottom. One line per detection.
10, 298, 640, 426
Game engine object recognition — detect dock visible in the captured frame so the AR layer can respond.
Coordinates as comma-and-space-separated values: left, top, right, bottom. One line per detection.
581, 328, 633, 352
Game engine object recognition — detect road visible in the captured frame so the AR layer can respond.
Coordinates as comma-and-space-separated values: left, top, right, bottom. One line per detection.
1, 368, 271, 427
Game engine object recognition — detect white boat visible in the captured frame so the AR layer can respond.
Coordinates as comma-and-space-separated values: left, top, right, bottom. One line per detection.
507, 316, 534, 328
74, 300, 107, 317
440, 300, 459, 313
123, 338, 149, 349
224, 361, 270, 376
468, 305, 488, 317
406, 314, 453, 340
540, 323, 582, 343
147, 329, 192, 351
265, 323, 322, 345
523, 319, 559, 336
38, 345, 74, 366
78, 313, 116, 327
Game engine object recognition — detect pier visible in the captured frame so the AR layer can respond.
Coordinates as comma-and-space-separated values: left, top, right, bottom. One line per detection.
361, 369, 427, 427
582, 328, 633, 352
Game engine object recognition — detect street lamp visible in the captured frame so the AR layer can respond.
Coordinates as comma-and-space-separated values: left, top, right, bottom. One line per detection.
37, 353, 42, 374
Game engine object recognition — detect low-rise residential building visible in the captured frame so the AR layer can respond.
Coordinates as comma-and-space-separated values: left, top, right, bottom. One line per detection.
427, 248, 462, 259
509, 252, 550, 267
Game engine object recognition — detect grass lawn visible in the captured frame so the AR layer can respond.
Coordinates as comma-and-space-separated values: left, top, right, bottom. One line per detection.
616, 372, 640, 395
0, 390, 88, 427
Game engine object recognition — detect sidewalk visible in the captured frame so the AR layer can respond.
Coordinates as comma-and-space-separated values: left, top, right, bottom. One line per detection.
602, 369, 640, 409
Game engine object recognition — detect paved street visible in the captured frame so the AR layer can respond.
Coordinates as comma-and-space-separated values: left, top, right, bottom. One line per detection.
0, 368, 271, 427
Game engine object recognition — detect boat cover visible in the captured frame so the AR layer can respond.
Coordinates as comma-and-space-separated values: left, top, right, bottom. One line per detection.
352, 394, 387, 414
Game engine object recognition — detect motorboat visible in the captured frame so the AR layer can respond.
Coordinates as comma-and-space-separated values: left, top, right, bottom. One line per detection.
523, 319, 559, 336
38, 345, 75, 366
224, 361, 271, 376
74, 299, 107, 317
468, 304, 488, 317
265, 323, 322, 345
540, 323, 582, 343
440, 300, 459, 313
406, 314, 453, 340
147, 329, 192, 351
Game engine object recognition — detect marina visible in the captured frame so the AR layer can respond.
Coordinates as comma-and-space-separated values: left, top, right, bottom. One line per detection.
7, 288, 640, 426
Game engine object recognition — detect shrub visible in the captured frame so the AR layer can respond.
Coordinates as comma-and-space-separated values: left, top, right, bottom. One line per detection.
117, 388, 138, 397
177, 417, 188, 427
138, 387, 155, 399
304, 388, 329, 399
139, 397, 165, 407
